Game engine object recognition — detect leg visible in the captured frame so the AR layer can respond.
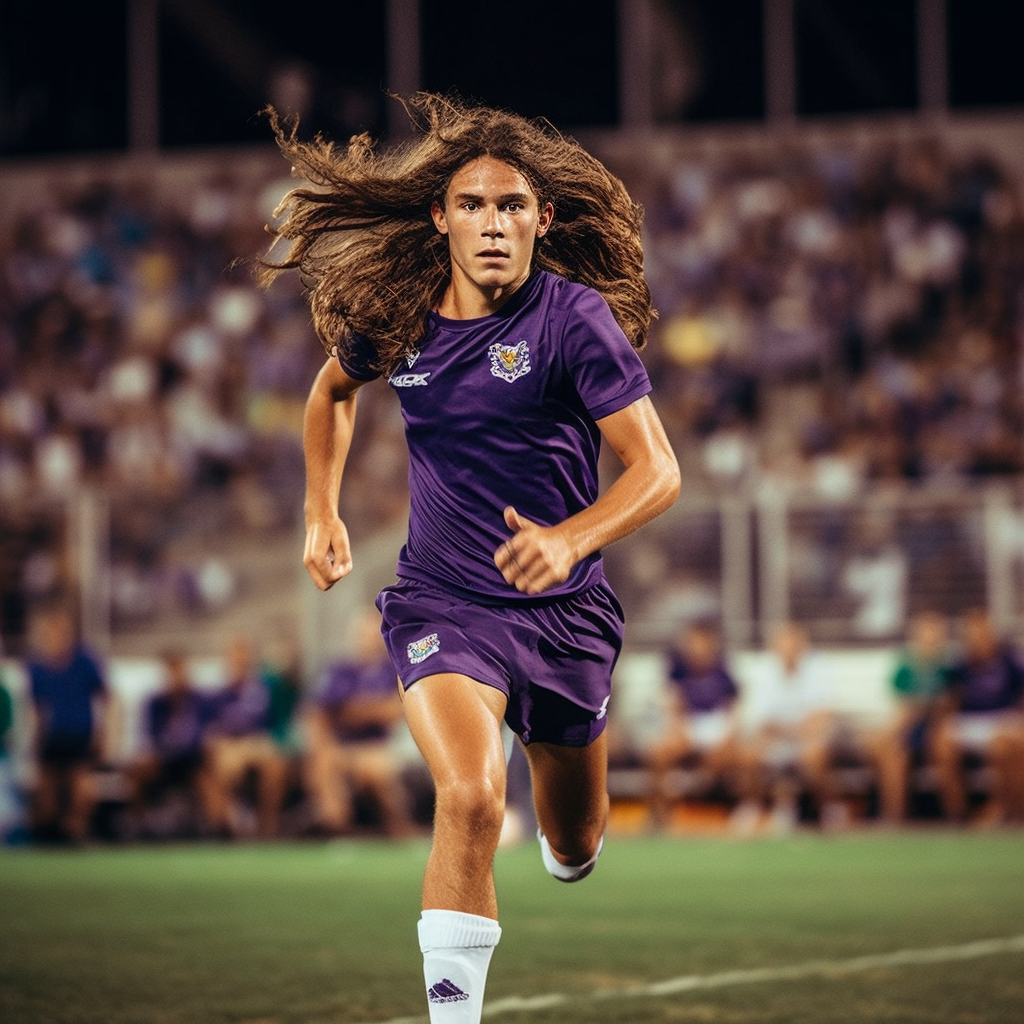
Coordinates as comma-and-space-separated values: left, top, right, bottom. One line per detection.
400, 673, 508, 917
644, 730, 690, 831
931, 720, 966, 822
867, 726, 910, 823
525, 732, 608, 872
32, 762, 62, 838
401, 673, 506, 1023
65, 763, 97, 842
352, 745, 414, 838
305, 743, 354, 834
254, 745, 289, 839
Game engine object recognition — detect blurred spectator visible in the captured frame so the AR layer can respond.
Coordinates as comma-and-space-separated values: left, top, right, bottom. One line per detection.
125, 651, 216, 839
259, 634, 304, 758
865, 610, 955, 823
302, 611, 412, 838
732, 621, 843, 833
0, 649, 25, 843
933, 609, 1024, 825
643, 620, 740, 830
25, 603, 108, 843
204, 634, 289, 839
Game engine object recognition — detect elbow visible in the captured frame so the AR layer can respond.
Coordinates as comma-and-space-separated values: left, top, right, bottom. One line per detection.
655, 448, 682, 513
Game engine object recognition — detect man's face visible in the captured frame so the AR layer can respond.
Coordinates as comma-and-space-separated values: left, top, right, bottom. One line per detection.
431, 156, 553, 301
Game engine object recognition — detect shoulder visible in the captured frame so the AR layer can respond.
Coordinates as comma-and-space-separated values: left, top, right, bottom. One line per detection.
537, 272, 607, 316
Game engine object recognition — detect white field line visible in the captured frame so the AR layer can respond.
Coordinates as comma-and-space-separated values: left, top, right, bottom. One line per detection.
368, 933, 1024, 1024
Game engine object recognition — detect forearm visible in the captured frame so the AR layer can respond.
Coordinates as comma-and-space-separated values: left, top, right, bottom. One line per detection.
302, 365, 358, 521
557, 446, 680, 564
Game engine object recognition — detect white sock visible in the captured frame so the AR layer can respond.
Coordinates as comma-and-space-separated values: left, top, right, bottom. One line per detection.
418, 909, 501, 1023
537, 829, 604, 882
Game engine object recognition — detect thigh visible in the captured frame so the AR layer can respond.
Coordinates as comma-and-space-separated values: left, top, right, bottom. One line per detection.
401, 673, 508, 790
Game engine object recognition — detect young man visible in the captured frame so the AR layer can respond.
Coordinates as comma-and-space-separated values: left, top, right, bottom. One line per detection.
261, 94, 680, 1022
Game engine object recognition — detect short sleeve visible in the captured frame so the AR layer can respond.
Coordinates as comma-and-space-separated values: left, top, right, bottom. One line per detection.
562, 288, 651, 421
337, 332, 383, 382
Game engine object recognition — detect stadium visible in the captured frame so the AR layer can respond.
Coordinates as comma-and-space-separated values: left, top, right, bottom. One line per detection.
2, 3, 1024, 1023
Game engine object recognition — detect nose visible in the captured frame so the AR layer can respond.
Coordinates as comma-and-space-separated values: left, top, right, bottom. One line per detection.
482, 205, 503, 237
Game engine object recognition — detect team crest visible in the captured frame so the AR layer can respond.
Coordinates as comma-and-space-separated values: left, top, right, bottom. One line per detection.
407, 632, 440, 665
405, 348, 420, 368
488, 341, 531, 383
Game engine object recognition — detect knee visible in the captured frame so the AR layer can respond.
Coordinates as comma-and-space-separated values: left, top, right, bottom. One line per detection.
434, 771, 505, 841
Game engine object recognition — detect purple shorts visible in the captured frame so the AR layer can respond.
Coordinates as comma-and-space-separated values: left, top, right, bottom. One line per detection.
376, 577, 624, 747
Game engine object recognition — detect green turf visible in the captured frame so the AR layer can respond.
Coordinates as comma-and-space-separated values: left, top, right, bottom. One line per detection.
1, 831, 1023, 1023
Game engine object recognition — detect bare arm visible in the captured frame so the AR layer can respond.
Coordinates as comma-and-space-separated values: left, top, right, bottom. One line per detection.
302, 358, 366, 590
495, 394, 680, 595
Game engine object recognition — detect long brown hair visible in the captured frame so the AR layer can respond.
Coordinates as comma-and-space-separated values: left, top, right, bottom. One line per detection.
258, 92, 654, 375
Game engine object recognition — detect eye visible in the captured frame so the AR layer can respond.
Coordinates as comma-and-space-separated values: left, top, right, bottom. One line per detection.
462, 201, 479, 212
504, 202, 524, 213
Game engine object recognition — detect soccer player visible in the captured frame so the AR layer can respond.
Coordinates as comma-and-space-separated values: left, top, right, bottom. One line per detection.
260, 93, 681, 1023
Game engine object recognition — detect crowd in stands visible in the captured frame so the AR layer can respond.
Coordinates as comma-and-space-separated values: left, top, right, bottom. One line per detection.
628, 133, 1024, 496
3, 128, 1024, 645
1, 598, 1022, 846
2, 123, 1024, 841
0, 601, 424, 845
622, 607, 1024, 834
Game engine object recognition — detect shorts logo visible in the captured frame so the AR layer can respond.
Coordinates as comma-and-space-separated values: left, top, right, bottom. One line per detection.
595, 695, 610, 720
407, 632, 440, 665
489, 340, 531, 382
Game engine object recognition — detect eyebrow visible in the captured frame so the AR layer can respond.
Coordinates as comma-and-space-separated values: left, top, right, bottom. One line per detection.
452, 191, 532, 205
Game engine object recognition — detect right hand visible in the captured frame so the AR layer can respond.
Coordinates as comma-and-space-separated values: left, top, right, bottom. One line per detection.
303, 514, 353, 590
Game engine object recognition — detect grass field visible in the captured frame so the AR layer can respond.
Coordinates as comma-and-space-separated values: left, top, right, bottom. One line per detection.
2, 830, 1023, 1024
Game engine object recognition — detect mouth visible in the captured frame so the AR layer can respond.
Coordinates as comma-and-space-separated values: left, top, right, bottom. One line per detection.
477, 249, 509, 259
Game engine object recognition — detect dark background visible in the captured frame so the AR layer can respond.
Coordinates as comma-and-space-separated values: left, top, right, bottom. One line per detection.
0, 0, 1022, 157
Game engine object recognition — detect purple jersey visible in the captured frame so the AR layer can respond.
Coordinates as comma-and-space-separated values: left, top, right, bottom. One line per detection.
341, 270, 651, 603
316, 659, 397, 742
666, 653, 739, 713
206, 677, 270, 737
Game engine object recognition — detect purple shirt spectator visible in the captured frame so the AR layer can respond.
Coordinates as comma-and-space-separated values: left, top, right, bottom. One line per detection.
316, 660, 398, 742
206, 677, 271, 737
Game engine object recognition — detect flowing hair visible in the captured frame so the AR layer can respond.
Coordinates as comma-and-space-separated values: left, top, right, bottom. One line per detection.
257, 92, 654, 375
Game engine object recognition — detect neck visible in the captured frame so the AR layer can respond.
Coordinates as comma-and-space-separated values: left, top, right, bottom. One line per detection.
437, 268, 531, 320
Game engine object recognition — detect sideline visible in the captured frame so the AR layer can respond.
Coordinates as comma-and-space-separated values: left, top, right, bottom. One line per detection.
369, 933, 1024, 1024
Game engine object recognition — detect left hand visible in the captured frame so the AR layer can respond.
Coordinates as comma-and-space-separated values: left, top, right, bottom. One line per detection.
493, 506, 576, 595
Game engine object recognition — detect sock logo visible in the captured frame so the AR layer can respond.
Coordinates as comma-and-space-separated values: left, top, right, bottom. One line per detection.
427, 978, 470, 1004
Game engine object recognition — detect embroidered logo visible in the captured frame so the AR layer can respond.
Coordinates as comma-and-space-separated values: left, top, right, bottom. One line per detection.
390, 372, 430, 387
390, 348, 429, 387
488, 340, 531, 383
407, 632, 440, 665
595, 695, 610, 721
427, 979, 469, 1004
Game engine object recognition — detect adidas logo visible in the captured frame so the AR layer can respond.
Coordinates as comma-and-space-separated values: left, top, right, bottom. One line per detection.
427, 978, 470, 1004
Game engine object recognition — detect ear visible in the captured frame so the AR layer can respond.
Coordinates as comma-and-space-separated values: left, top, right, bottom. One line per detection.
430, 200, 449, 235
536, 201, 554, 239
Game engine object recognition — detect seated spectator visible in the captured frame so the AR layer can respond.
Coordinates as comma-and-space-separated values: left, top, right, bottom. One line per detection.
303, 611, 413, 838
732, 621, 843, 833
865, 610, 954, 823
0, 651, 25, 843
643, 620, 740, 830
204, 635, 290, 839
126, 651, 216, 838
25, 603, 109, 844
933, 609, 1024, 825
